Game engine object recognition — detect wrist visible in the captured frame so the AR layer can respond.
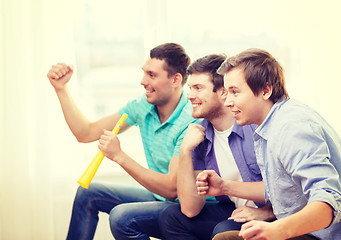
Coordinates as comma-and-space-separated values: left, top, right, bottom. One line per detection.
271, 219, 291, 239
55, 85, 69, 96
180, 146, 193, 156
221, 180, 233, 196
113, 150, 126, 166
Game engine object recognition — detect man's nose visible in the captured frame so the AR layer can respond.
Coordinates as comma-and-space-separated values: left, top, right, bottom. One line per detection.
140, 75, 148, 86
224, 95, 233, 108
187, 89, 195, 100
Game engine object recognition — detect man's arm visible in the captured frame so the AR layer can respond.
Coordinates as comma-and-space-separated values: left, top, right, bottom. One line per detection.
177, 124, 207, 217
99, 130, 178, 201
121, 154, 179, 201
229, 205, 276, 223
196, 170, 266, 203
239, 201, 333, 240
47, 63, 130, 143
177, 151, 205, 217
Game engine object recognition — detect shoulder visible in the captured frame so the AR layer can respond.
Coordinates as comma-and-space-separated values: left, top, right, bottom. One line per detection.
264, 99, 335, 157
119, 95, 153, 125
274, 99, 325, 135
121, 95, 153, 113
129, 95, 151, 109
257, 99, 317, 138
175, 98, 199, 125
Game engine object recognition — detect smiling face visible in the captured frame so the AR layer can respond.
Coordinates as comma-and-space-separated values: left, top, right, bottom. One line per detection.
187, 73, 226, 120
140, 58, 174, 106
223, 67, 272, 126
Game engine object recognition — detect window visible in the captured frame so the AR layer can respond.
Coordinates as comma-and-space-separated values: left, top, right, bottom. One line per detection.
74, 0, 148, 175
74, 0, 294, 176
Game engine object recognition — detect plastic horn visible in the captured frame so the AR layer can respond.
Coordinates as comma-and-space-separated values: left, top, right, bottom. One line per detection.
77, 113, 128, 188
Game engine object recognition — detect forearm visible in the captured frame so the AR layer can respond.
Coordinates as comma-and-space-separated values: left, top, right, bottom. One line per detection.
55, 87, 95, 142
178, 150, 205, 217
117, 151, 177, 201
272, 201, 333, 239
222, 180, 266, 203
56, 88, 128, 143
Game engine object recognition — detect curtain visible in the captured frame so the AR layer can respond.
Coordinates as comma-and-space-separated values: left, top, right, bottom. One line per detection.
0, 0, 79, 239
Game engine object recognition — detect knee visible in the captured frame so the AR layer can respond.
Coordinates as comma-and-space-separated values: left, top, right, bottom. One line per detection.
212, 231, 242, 240
211, 220, 242, 239
109, 204, 128, 226
212, 232, 225, 240
74, 185, 89, 204
109, 204, 133, 236
73, 182, 101, 207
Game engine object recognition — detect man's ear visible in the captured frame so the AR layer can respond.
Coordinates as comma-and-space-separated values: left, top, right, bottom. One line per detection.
217, 86, 227, 97
220, 87, 227, 96
263, 83, 273, 100
172, 73, 183, 86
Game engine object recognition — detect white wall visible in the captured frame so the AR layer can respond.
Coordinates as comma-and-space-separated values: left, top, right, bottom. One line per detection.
0, 0, 341, 239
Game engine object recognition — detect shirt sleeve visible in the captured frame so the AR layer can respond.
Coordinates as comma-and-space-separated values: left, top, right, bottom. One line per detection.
172, 128, 186, 157
172, 119, 199, 156
278, 121, 341, 225
192, 142, 206, 170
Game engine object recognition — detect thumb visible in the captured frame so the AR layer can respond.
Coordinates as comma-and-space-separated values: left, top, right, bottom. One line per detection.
68, 65, 74, 72
203, 169, 215, 177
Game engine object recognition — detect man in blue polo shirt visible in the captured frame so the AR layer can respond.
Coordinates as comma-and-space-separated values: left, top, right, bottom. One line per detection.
159, 54, 274, 240
47, 43, 198, 240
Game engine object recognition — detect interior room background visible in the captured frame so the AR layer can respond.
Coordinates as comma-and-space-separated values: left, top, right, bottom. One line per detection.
1, 0, 340, 239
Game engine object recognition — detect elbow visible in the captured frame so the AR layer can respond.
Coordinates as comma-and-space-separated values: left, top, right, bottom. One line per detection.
165, 189, 178, 202
179, 198, 200, 218
73, 124, 95, 143
180, 206, 199, 218
75, 132, 94, 143
76, 136, 89, 143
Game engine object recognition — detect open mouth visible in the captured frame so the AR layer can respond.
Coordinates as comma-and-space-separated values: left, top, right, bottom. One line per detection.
145, 88, 155, 95
191, 102, 201, 109
232, 111, 240, 118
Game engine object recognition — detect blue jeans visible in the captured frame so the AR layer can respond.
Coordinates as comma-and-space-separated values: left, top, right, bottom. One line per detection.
66, 182, 174, 240
159, 201, 243, 240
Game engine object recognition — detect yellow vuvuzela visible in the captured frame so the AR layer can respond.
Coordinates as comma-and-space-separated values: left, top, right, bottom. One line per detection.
77, 113, 128, 188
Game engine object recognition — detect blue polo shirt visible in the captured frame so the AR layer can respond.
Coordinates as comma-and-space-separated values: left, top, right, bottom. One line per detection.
192, 119, 263, 205
118, 92, 198, 201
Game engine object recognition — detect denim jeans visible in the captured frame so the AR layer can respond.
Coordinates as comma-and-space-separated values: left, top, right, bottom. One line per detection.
66, 182, 174, 240
159, 201, 242, 240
